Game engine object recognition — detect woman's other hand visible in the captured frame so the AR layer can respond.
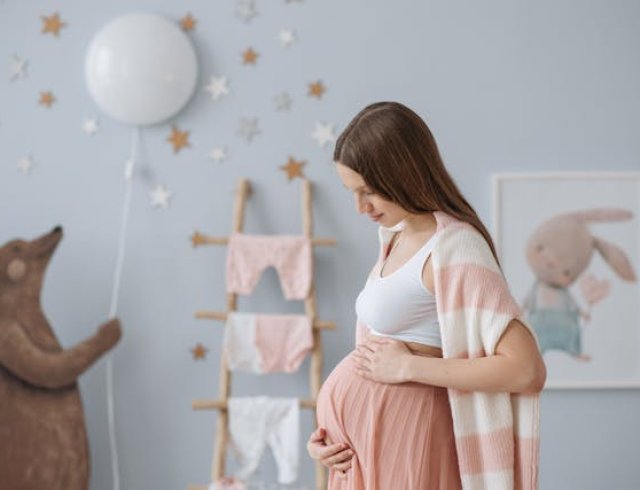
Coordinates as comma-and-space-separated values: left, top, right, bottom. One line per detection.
353, 335, 412, 383
306, 427, 353, 474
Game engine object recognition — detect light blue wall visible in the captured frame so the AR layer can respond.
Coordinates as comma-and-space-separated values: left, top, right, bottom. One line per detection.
1, 1, 639, 489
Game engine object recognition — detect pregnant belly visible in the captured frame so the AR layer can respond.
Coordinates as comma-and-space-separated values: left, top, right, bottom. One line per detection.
315, 351, 459, 488
317, 350, 447, 445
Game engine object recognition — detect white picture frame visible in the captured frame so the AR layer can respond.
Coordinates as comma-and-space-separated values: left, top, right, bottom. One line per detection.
493, 172, 640, 389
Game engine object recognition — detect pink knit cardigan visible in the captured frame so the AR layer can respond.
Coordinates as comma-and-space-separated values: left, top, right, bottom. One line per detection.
356, 211, 540, 490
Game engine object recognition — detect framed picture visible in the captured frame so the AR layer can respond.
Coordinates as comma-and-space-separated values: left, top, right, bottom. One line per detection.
492, 172, 640, 389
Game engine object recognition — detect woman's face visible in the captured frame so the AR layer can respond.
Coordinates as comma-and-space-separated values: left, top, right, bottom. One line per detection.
336, 162, 408, 227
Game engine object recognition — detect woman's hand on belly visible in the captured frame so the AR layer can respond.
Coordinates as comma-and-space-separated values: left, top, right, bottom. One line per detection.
307, 427, 353, 474
353, 335, 412, 384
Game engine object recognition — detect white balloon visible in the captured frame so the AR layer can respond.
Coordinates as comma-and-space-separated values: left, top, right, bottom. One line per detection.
85, 13, 198, 126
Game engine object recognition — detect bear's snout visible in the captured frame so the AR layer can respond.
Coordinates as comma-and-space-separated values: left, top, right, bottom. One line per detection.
32, 227, 63, 258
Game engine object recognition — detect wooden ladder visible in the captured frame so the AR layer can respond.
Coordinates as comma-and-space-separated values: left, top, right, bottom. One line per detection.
188, 178, 336, 490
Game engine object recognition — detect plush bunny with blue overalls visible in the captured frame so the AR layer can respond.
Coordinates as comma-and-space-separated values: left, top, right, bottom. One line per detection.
522, 209, 637, 361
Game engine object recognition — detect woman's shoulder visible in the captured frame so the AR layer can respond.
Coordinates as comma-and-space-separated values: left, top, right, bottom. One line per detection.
432, 212, 485, 245
433, 211, 476, 233
431, 213, 498, 269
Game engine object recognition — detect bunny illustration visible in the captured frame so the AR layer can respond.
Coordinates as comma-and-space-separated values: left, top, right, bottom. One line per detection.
522, 209, 637, 361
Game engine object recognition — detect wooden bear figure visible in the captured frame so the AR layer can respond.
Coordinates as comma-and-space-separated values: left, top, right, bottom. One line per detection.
0, 226, 122, 489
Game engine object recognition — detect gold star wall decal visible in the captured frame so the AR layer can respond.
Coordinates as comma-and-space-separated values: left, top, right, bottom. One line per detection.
41, 12, 66, 37
190, 231, 206, 247
242, 47, 259, 65
39, 91, 56, 108
167, 126, 191, 153
280, 156, 306, 181
308, 80, 326, 99
191, 343, 208, 360
180, 13, 197, 32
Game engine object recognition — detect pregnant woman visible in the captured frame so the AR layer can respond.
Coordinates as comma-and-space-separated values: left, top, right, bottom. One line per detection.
308, 102, 546, 489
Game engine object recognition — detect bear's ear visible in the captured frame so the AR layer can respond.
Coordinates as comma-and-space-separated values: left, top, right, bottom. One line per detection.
7, 259, 26, 282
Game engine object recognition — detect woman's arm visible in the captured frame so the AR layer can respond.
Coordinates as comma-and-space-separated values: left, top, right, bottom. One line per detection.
354, 320, 546, 393
353, 254, 546, 393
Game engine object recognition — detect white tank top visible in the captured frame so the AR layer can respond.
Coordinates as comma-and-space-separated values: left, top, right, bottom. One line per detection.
355, 233, 441, 348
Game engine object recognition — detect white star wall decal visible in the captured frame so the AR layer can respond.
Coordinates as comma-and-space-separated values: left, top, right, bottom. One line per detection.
236, 117, 261, 143
204, 76, 230, 101
274, 92, 292, 111
9, 55, 28, 81
149, 185, 173, 209
209, 147, 228, 163
235, 0, 257, 23
82, 117, 99, 135
17, 155, 34, 174
278, 29, 297, 47
311, 122, 337, 148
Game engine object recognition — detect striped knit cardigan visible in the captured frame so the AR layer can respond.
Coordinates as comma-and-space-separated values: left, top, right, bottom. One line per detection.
357, 211, 540, 490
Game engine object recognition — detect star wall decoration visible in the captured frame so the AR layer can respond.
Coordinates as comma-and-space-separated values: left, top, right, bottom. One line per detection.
9, 55, 28, 81
17, 155, 34, 174
280, 156, 306, 181
39, 91, 56, 108
242, 47, 259, 65
82, 117, 99, 135
167, 126, 191, 153
149, 184, 172, 208
191, 342, 208, 360
204, 76, 229, 101
236, 118, 260, 142
209, 147, 228, 163
278, 29, 297, 47
308, 80, 326, 99
274, 92, 293, 111
180, 13, 197, 32
311, 122, 337, 148
235, 0, 257, 23
190, 231, 206, 247
41, 12, 66, 37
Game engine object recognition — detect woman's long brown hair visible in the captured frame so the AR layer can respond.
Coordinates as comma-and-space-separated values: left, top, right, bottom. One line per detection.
334, 101, 500, 265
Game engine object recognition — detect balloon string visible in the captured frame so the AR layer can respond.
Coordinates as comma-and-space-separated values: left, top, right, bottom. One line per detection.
109, 126, 138, 317
106, 359, 119, 490
106, 125, 140, 490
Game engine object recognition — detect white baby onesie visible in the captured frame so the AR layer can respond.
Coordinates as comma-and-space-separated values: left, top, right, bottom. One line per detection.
227, 397, 299, 484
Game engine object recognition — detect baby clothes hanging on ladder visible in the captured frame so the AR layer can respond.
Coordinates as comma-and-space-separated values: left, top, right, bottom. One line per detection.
227, 397, 300, 484
225, 234, 312, 300
223, 313, 313, 373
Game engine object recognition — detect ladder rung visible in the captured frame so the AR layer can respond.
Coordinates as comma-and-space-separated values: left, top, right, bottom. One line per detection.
191, 232, 336, 247
192, 398, 317, 411
194, 310, 336, 330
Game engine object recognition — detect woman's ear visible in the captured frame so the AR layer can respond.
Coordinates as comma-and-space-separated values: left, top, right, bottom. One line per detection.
7, 259, 26, 282
593, 236, 637, 282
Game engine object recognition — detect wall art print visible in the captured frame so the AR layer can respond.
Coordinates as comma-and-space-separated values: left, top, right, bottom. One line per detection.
493, 172, 640, 389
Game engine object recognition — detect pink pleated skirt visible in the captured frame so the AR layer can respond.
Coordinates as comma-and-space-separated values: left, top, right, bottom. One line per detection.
316, 351, 462, 490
